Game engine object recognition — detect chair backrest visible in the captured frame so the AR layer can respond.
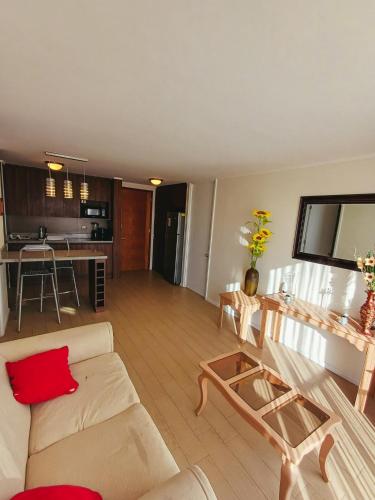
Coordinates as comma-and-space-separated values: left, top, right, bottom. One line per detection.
43, 238, 72, 264
18, 245, 56, 273
44, 236, 70, 251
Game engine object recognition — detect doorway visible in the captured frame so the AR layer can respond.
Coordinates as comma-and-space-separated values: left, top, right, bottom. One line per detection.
120, 188, 153, 271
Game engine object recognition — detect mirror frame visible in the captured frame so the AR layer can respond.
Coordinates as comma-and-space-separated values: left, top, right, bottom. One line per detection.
292, 193, 375, 271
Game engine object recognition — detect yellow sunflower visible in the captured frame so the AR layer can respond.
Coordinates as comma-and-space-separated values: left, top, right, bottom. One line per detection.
257, 244, 267, 253
252, 233, 265, 243
259, 228, 272, 238
252, 209, 272, 219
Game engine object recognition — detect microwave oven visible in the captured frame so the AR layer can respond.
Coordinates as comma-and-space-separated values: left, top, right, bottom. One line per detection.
80, 201, 109, 219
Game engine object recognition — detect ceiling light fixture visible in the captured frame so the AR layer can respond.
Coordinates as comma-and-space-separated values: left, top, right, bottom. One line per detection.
45, 152, 88, 162
149, 178, 163, 186
46, 161, 63, 171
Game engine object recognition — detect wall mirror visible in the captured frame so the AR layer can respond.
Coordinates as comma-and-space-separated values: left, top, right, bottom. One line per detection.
293, 194, 375, 270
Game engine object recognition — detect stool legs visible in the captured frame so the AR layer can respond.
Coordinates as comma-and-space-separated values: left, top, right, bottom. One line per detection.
17, 273, 61, 332
71, 267, 80, 307
51, 274, 61, 324
17, 275, 24, 332
40, 275, 44, 312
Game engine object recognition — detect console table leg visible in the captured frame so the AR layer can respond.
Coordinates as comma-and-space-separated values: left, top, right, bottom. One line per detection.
218, 300, 224, 328
273, 311, 282, 342
319, 433, 334, 482
239, 308, 250, 343
355, 344, 375, 413
259, 308, 270, 348
279, 457, 296, 500
195, 373, 208, 416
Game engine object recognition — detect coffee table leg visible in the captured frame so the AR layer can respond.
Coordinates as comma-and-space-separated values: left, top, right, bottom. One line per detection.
279, 457, 296, 500
319, 433, 334, 483
195, 373, 208, 416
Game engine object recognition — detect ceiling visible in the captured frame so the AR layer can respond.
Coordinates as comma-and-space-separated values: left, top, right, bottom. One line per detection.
1, 1, 375, 183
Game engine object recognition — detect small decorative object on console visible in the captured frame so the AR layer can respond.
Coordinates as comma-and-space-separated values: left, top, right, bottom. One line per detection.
357, 251, 375, 336
338, 314, 349, 326
244, 209, 272, 296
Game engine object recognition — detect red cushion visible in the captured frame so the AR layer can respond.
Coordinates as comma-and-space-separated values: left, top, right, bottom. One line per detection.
11, 485, 102, 499
6, 346, 79, 404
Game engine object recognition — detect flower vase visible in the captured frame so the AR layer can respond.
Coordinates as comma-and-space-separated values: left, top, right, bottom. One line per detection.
360, 291, 375, 336
244, 267, 259, 296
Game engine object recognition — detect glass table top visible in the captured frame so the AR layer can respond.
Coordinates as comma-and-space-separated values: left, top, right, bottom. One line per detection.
262, 395, 330, 448
229, 369, 292, 410
208, 352, 258, 380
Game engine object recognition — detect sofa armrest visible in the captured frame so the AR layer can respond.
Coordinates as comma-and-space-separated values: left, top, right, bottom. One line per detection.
138, 466, 217, 500
0, 322, 113, 363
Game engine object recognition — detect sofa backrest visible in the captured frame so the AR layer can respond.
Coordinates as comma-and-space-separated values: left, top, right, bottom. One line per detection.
0, 354, 30, 500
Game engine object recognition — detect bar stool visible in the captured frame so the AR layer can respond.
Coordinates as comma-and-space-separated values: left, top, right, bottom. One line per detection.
44, 237, 80, 307
16, 245, 61, 332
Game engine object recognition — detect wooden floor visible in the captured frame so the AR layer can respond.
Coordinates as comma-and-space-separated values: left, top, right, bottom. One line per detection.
3, 271, 375, 500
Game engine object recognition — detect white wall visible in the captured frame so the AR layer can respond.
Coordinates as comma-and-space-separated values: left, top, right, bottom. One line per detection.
0, 167, 9, 336
186, 181, 215, 296
207, 158, 375, 384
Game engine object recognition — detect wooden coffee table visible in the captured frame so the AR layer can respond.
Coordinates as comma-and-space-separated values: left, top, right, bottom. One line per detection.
196, 351, 341, 500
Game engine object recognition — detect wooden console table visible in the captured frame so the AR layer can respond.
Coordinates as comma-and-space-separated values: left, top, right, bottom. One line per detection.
218, 290, 261, 343
196, 351, 341, 500
260, 293, 375, 413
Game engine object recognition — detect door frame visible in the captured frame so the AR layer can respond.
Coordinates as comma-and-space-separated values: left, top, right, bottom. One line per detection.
121, 182, 156, 270
181, 180, 217, 297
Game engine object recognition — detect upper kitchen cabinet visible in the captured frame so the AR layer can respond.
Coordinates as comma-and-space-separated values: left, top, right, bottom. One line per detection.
86, 175, 112, 218
3, 165, 29, 216
3, 164, 113, 219
27, 167, 46, 216
88, 176, 112, 202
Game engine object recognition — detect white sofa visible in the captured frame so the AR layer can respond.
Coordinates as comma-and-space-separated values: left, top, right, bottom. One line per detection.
0, 322, 216, 500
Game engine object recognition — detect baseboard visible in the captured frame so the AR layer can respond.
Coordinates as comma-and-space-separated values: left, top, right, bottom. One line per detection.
206, 297, 220, 308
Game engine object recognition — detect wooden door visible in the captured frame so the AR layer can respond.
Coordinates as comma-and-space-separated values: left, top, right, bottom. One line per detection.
120, 188, 152, 271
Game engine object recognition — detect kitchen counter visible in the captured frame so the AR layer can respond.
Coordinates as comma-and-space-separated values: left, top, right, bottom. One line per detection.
7, 238, 113, 245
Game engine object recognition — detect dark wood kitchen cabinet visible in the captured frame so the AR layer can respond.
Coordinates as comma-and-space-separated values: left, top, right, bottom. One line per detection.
3, 164, 113, 219
27, 167, 46, 216
3, 165, 29, 216
69, 243, 113, 277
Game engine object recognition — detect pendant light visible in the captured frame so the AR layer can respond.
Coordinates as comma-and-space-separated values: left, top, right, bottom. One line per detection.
80, 169, 89, 202
64, 168, 73, 199
45, 168, 56, 197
